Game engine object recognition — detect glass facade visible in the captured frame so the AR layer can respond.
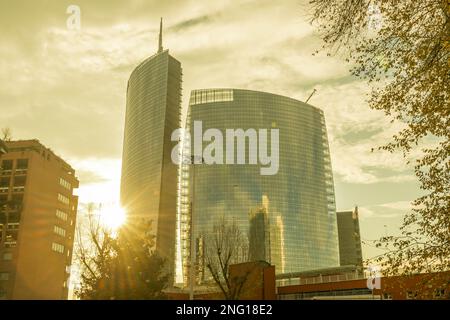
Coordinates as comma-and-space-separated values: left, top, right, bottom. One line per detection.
121, 50, 182, 276
177, 89, 339, 284
336, 208, 363, 267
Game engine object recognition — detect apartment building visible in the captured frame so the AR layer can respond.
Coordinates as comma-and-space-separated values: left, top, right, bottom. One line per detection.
0, 140, 79, 299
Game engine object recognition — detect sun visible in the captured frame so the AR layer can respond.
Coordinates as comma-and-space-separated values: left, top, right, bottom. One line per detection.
99, 204, 126, 230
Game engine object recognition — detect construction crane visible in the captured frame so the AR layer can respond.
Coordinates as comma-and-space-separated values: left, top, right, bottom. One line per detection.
305, 88, 317, 104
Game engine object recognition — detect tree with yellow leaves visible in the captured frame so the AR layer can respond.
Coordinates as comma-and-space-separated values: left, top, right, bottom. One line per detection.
309, 0, 449, 298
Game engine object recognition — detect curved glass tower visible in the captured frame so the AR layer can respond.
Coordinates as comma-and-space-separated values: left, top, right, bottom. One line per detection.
121, 20, 181, 276
177, 89, 339, 283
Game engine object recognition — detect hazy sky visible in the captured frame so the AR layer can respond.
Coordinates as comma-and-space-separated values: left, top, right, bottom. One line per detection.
0, 0, 424, 259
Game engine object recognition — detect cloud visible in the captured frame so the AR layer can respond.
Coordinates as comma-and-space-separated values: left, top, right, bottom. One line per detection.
169, 14, 215, 32
359, 201, 413, 220
75, 170, 108, 184
378, 200, 413, 211
358, 207, 375, 219
68, 158, 122, 204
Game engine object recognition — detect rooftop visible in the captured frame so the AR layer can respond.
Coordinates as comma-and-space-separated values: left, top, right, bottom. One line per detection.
4, 139, 77, 175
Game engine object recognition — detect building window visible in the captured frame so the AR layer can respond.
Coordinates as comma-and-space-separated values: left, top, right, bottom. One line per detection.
0, 273, 9, 281
11, 194, 23, 208
53, 225, 66, 237
13, 176, 26, 186
2, 253, 12, 261
13, 176, 26, 192
0, 177, 9, 193
56, 209, 68, 221
0, 177, 10, 187
52, 242, 65, 254
1, 160, 13, 171
16, 159, 28, 169
8, 211, 21, 223
58, 193, 70, 205
0, 194, 7, 204
59, 178, 71, 190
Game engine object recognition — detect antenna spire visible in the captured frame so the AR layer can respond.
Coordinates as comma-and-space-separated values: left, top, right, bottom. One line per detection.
158, 17, 163, 53
305, 88, 317, 104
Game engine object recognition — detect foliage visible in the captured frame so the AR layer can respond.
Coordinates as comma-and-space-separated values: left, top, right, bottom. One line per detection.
75, 211, 170, 300
1, 127, 12, 141
309, 0, 450, 293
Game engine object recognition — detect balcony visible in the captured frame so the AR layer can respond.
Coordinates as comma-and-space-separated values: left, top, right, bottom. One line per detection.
4, 241, 17, 248
7, 223, 19, 230
0, 170, 12, 176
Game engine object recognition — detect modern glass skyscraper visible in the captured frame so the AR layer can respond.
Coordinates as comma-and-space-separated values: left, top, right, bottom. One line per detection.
120, 20, 182, 275
176, 89, 339, 283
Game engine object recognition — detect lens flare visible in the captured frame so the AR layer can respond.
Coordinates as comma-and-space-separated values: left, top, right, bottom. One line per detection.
99, 204, 126, 230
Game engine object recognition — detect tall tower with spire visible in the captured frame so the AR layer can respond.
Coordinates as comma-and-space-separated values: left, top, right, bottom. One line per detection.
120, 19, 182, 282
